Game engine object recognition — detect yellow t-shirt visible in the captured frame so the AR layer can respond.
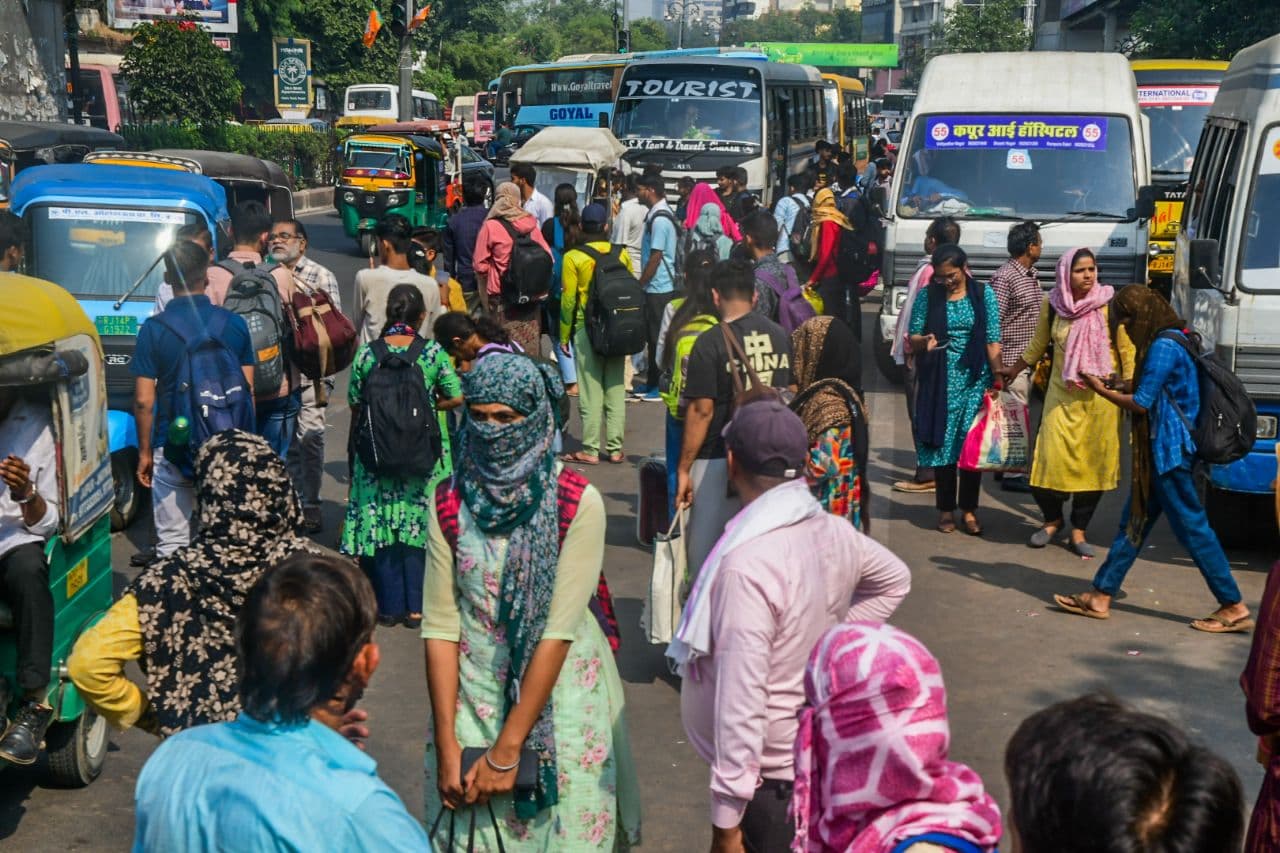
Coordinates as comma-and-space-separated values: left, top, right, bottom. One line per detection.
558, 241, 633, 345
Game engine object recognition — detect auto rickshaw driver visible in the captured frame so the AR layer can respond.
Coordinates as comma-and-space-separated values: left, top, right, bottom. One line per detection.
0, 211, 23, 272
0, 378, 61, 766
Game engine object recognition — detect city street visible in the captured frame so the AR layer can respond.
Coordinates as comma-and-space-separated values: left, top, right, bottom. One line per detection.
1, 210, 1273, 850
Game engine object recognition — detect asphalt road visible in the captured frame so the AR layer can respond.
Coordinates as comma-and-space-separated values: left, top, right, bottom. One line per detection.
2, 210, 1274, 850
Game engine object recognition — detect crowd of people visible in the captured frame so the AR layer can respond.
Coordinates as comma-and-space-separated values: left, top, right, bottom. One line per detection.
0, 134, 1274, 852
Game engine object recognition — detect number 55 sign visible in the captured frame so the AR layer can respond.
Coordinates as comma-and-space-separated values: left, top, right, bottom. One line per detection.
274, 38, 313, 112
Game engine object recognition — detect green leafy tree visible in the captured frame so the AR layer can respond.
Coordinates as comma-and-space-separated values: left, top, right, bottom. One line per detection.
120, 20, 243, 125
631, 19, 671, 52
719, 7, 861, 45
1126, 0, 1280, 59
930, 0, 1030, 56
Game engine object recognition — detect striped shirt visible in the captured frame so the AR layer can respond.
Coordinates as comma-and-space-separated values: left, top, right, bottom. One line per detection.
291, 255, 342, 313
990, 258, 1041, 367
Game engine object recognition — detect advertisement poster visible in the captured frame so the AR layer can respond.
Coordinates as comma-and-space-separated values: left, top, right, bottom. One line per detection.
747, 43, 899, 69
925, 115, 1108, 151
273, 39, 312, 110
108, 0, 239, 34
55, 334, 114, 540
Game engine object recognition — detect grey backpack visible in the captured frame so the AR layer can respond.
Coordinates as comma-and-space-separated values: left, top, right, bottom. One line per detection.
217, 259, 287, 397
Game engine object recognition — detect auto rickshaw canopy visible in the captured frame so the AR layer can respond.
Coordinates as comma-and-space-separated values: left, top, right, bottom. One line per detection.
0, 274, 100, 362
0, 121, 124, 158
10, 164, 230, 228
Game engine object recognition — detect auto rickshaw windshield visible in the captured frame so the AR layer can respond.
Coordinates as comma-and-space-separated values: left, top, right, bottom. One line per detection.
26, 205, 201, 300
346, 144, 410, 173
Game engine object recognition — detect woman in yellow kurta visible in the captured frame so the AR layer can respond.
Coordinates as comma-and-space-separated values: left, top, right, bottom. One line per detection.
1003, 248, 1134, 558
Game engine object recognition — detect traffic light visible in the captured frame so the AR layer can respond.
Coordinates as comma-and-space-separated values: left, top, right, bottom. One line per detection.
617, 28, 630, 53
389, 0, 410, 39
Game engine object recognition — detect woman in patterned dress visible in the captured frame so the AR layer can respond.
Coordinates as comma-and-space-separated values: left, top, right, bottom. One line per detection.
790, 316, 869, 531
341, 284, 463, 628
422, 353, 641, 852
908, 244, 1002, 535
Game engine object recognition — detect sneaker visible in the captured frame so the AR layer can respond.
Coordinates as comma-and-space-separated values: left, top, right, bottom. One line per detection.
302, 506, 323, 534
0, 701, 54, 765
642, 390, 663, 402
629, 385, 654, 398
892, 479, 936, 493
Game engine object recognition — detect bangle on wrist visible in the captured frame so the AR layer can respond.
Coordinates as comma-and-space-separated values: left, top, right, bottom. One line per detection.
484, 748, 521, 773
14, 486, 36, 505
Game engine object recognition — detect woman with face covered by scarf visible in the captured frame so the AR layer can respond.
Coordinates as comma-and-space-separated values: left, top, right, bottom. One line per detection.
422, 353, 640, 851
791, 316, 869, 531
1053, 285, 1251, 633
791, 621, 1002, 853
68, 431, 322, 737
1001, 248, 1136, 558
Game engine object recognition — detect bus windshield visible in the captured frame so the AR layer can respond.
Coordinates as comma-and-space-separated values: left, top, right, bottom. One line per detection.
1137, 84, 1220, 180
348, 88, 391, 112
476, 94, 494, 120
1240, 125, 1280, 292
28, 205, 201, 299
896, 114, 1136, 221
613, 65, 763, 150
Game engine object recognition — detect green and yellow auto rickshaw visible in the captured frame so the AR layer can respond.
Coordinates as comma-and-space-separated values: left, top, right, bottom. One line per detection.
0, 274, 115, 786
336, 121, 457, 255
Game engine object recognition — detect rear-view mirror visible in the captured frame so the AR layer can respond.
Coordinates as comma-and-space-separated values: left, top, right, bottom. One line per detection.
1189, 238, 1220, 290
1135, 185, 1157, 221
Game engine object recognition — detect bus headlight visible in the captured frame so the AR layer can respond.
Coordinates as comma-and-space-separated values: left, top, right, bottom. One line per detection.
342, 191, 356, 204
1258, 416, 1278, 441
1148, 242, 1162, 257
893, 288, 908, 312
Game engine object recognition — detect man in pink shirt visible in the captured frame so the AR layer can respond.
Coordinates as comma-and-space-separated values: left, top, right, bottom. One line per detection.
205, 201, 299, 458
673, 399, 912, 853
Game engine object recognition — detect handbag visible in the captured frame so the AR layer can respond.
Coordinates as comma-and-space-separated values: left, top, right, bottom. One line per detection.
802, 285, 824, 315
286, 274, 357, 380
428, 747, 539, 851
958, 390, 1030, 473
641, 510, 687, 644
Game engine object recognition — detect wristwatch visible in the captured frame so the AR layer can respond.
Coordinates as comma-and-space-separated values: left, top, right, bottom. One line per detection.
14, 485, 37, 505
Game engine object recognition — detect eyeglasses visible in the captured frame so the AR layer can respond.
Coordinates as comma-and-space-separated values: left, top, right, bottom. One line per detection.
269, 232, 301, 242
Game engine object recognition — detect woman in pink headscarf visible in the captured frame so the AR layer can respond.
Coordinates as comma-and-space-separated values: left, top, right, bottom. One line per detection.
791, 621, 1002, 853
683, 182, 741, 242
1000, 248, 1135, 558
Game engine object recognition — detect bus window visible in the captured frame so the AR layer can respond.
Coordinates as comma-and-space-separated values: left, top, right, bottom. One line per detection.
1240, 125, 1280, 290
349, 88, 392, 112
76, 71, 109, 130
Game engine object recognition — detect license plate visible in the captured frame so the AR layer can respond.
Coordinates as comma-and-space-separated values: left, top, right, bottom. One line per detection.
66, 558, 88, 599
1148, 255, 1174, 274
95, 315, 138, 336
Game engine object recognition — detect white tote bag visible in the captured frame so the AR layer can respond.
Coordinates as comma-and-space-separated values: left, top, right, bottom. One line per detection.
640, 510, 686, 645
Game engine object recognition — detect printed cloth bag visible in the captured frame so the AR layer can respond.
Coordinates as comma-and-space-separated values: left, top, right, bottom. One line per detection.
958, 390, 1030, 472
641, 510, 686, 645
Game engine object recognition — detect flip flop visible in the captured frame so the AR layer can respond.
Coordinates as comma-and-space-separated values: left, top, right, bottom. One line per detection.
1053, 593, 1111, 620
937, 518, 957, 534
605, 452, 626, 464
1190, 613, 1255, 634
559, 452, 599, 465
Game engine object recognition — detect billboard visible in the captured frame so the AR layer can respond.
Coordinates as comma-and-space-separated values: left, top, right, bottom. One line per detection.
746, 43, 899, 68
273, 38, 312, 110
108, 0, 239, 34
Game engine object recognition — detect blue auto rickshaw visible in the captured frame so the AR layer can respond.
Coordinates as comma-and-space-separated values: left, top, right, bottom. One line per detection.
10, 164, 230, 531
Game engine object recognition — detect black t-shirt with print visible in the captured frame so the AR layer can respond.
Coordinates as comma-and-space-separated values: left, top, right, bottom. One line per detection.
682, 312, 793, 459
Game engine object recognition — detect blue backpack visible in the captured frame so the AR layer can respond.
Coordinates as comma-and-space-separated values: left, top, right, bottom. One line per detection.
153, 309, 256, 477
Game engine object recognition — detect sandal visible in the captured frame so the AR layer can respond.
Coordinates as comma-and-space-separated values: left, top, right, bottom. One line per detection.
1190, 613, 1255, 634
1053, 593, 1110, 620
559, 451, 599, 466
937, 517, 957, 534
606, 452, 626, 464
961, 514, 983, 536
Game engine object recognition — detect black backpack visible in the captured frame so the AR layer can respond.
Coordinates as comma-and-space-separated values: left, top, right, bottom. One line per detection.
836, 192, 885, 285
573, 244, 648, 357
1158, 330, 1257, 465
785, 194, 813, 263
498, 220, 553, 306
353, 337, 441, 476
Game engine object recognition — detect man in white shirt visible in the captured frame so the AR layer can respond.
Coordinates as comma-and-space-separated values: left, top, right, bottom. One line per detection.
611, 175, 646, 277
510, 162, 554, 225
271, 219, 342, 534
352, 214, 442, 346
0, 388, 61, 766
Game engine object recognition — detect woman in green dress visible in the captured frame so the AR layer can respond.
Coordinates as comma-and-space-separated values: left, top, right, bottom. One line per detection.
909, 244, 1003, 535
341, 284, 463, 628
423, 353, 641, 852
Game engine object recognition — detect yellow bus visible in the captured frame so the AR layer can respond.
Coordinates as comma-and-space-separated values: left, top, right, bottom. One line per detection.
1131, 59, 1229, 289
821, 73, 872, 168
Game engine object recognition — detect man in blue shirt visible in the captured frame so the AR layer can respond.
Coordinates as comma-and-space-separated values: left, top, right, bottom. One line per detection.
132, 241, 254, 557
1051, 286, 1251, 634
134, 551, 430, 852
636, 173, 678, 400
444, 175, 490, 317
772, 173, 811, 265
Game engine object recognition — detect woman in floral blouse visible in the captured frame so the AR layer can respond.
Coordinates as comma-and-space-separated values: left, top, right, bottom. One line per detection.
341, 284, 463, 628
791, 317, 870, 532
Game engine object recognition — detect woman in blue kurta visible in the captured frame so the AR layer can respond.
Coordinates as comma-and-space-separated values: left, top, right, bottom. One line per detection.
909, 244, 1002, 535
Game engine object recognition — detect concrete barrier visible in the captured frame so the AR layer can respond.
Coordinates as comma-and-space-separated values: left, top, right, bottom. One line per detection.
293, 187, 335, 216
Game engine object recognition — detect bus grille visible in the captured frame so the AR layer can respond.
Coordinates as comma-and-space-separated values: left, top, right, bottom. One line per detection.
1236, 346, 1280, 400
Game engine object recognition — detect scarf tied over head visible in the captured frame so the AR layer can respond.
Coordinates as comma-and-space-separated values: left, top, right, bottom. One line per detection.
487, 181, 530, 223
456, 353, 567, 817
684, 182, 741, 241
913, 275, 989, 449
1049, 247, 1116, 389
128, 430, 318, 737
791, 622, 1002, 853
809, 188, 853, 261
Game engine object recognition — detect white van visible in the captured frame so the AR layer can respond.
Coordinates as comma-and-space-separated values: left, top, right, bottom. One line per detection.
1171, 33, 1280, 540
451, 95, 476, 141
875, 51, 1153, 380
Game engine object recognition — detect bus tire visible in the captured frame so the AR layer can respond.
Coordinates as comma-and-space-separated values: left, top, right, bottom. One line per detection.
45, 709, 108, 788
874, 338, 903, 385
110, 448, 141, 532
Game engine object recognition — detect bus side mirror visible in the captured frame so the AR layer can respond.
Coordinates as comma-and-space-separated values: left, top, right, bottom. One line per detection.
1135, 185, 1157, 221
1189, 239, 1220, 290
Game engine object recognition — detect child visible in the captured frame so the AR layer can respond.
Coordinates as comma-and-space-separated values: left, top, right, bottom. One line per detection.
410, 228, 467, 314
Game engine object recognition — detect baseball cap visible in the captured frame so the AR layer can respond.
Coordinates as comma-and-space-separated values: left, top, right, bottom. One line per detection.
722, 398, 809, 479
581, 203, 608, 225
